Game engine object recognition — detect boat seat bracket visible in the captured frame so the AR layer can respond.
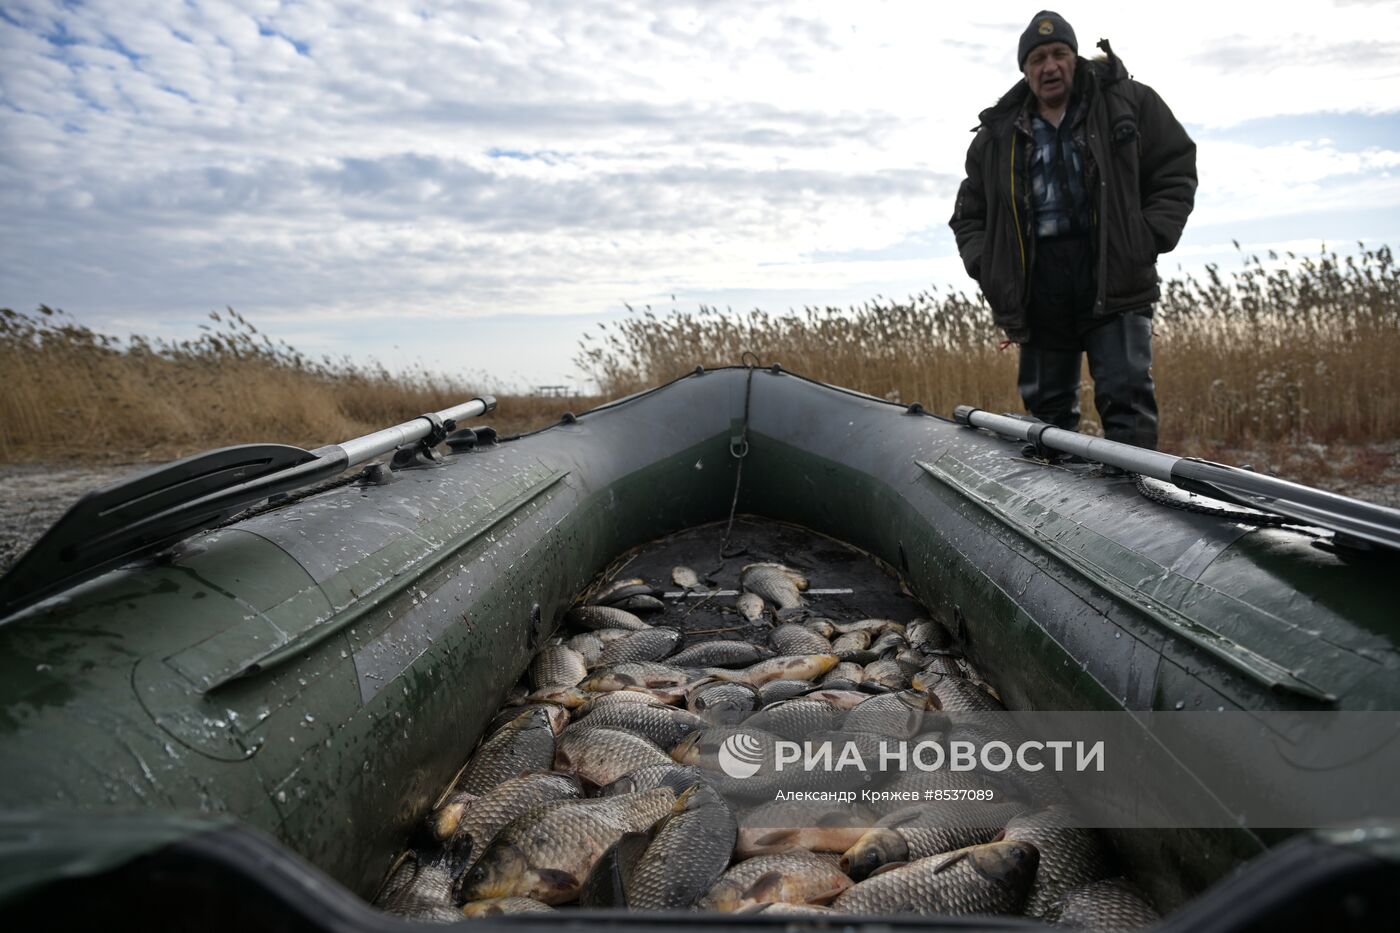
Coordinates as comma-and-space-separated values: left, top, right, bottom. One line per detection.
390, 412, 454, 470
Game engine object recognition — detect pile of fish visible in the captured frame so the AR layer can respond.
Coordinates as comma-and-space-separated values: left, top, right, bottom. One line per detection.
375, 560, 1160, 929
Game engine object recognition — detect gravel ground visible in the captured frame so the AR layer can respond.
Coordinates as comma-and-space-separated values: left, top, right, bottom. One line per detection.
1, 449, 1396, 578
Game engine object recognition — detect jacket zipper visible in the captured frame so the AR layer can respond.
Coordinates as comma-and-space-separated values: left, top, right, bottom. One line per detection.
1010, 134, 1026, 288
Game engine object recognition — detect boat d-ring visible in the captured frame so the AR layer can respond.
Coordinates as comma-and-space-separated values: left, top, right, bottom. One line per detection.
730, 436, 749, 459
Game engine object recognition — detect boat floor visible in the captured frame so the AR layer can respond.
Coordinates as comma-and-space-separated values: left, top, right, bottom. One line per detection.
596, 515, 924, 640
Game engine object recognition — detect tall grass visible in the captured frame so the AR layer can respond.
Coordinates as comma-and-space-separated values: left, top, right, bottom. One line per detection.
0, 308, 591, 461
577, 244, 1400, 452
2, 244, 1395, 467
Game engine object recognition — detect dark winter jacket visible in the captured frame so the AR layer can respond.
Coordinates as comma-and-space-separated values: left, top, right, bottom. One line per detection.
949, 44, 1197, 343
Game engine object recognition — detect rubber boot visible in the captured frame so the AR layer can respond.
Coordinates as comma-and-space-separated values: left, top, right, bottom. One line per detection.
1086, 312, 1158, 449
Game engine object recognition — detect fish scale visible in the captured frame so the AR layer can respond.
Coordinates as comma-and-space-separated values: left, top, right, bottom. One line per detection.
831, 841, 1039, 916
555, 726, 673, 787
770, 623, 833, 656
669, 640, 773, 668
596, 627, 682, 667
619, 783, 738, 909
1049, 878, 1160, 929
1001, 807, 1112, 919
568, 699, 705, 751
699, 850, 853, 913
447, 772, 583, 879
459, 787, 678, 905
455, 708, 557, 797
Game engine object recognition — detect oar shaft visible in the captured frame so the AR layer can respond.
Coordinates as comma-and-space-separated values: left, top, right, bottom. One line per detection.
953, 406, 1179, 480
318, 396, 496, 466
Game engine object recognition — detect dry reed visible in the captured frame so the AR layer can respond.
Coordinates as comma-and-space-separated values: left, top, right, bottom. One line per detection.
0, 308, 594, 462
2, 244, 1395, 474
577, 244, 1400, 455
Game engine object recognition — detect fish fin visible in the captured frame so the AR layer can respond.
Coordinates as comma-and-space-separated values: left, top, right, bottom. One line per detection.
554, 750, 573, 771
741, 871, 785, 902
883, 811, 920, 830
615, 673, 639, 687
807, 881, 851, 905
754, 829, 798, 847
615, 830, 651, 881
815, 812, 856, 828
532, 868, 580, 901
658, 767, 704, 797
867, 861, 909, 878
444, 832, 475, 879
932, 851, 970, 874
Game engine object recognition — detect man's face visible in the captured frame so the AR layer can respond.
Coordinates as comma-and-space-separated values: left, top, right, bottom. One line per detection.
1023, 41, 1076, 110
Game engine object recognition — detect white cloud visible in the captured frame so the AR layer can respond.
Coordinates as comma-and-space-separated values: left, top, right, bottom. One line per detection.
2, 0, 1398, 383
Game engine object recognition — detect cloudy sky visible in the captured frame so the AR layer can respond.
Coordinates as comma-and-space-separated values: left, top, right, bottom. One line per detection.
3, 1, 1398, 390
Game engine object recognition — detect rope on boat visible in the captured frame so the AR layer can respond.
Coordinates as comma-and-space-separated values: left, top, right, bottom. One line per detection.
1131, 472, 1319, 532
716, 352, 760, 565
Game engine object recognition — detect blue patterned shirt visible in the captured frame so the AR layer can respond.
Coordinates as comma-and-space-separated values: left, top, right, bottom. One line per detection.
1029, 101, 1091, 238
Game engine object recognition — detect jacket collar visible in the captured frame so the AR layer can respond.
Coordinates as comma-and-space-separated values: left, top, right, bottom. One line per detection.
975, 42, 1127, 133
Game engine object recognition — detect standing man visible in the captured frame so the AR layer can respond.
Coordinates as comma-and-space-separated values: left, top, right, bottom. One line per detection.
949, 11, 1196, 450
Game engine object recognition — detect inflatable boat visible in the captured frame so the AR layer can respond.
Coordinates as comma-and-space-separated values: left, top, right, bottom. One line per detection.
0, 365, 1397, 930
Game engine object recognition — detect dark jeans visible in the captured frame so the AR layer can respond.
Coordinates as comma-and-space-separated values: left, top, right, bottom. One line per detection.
1017, 236, 1159, 449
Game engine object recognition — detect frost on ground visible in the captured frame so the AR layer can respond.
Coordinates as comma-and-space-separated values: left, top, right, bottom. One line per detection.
0, 445, 1396, 577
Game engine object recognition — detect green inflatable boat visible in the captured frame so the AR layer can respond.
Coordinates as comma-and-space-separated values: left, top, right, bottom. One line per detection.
0, 365, 1397, 931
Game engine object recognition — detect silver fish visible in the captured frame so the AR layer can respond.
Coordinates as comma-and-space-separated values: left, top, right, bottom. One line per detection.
842, 688, 936, 738
821, 661, 866, 687
566, 632, 606, 666
735, 802, 873, 859
456, 707, 558, 797
555, 726, 673, 787
770, 623, 833, 656
672, 566, 700, 589
831, 841, 1039, 916
375, 850, 458, 920
568, 699, 707, 751
700, 850, 853, 912
860, 658, 916, 692
832, 618, 904, 637
1048, 878, 1160, 930
596, 627, 682, 667
611, 594, 666, 613
458, 786, 679, 905
447, 772, 584, 876
588, 782, 738, 910
832, 630, 875, 662
746, 698, 841, 741
735, 592, 766, 621
757, 678, 818, 705
1000, 807, 1112, 919
588, 577, 649, 605
839, 802, 1025, 881
580, 662, 691, 692
906, 619, 953, 651
567, 604, 652, 632
669, 640, 774, 668
529, 645, 589, 690
687, 679, 761, 715
929, 675, 1005, 712
597, 763, 706, 797
703, 653, 838, 687
741, 563, 804, 610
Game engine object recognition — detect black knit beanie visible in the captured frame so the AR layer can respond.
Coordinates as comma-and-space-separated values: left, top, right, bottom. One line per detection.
1018, 11, 1077, 69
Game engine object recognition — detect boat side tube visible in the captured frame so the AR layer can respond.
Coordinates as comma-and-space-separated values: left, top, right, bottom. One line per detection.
952, 405, 1400, 554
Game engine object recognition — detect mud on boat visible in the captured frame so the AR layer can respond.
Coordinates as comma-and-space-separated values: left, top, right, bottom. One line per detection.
0, 365, 1397, 930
